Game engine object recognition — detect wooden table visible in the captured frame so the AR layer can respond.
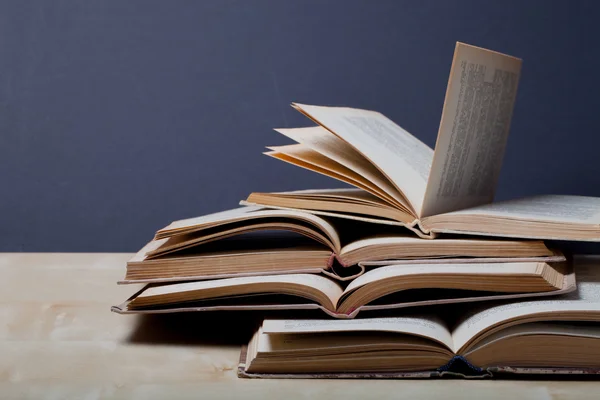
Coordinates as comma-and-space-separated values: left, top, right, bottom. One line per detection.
2, 253, 600, 399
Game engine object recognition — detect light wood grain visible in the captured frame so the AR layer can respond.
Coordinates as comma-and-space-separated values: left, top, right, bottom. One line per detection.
1, 253, 599, 400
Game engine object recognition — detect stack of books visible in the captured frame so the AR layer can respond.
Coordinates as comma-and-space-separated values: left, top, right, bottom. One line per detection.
113, 42, 600, 379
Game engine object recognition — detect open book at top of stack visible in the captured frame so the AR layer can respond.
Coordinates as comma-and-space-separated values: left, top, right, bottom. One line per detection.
243, 43, 600, 241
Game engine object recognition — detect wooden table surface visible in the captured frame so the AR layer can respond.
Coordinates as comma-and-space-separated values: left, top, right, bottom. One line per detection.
2, 253, 600, 399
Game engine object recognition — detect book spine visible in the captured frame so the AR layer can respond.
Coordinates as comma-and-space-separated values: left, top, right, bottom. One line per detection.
437, 355, 485, 376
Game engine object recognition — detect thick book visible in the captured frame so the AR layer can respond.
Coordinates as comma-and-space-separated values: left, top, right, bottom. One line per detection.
244, 43, 600, 241
237, 257, 599, 378
112, 261, 575, 318
121, 205, 564, 284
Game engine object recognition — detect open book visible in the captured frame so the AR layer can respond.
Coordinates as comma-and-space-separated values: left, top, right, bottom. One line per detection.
243, 43, 600, 241
239, 257, 600, 378
112, 261, 575, 318
121, 205, 563, 284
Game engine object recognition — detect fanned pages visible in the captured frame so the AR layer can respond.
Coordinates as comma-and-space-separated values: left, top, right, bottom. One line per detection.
274, 127, 410, 210
246, 42, 600, 241
239, 257, 600, 377
290, 102, 433, 216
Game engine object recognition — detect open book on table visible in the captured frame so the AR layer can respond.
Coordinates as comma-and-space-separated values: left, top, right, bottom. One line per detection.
238, 257, 600, 378
112, 260, 575, 318
121, 205, 564, 284
243, 42, 600, 241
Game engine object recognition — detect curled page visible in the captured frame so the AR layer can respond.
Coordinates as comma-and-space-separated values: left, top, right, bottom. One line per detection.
421, 43, 522, 217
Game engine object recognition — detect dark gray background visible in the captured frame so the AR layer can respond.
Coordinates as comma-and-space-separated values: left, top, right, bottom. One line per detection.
2, 0, 600, 252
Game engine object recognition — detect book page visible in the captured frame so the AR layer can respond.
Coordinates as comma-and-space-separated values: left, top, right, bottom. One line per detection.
452, 257, 600, 353
132, 273, 345, 310
339, 235, 551, 256
358, 254, 567, 267
342, 262, 542, 297
239, 199, 423, 234
293, 104, 433, 215
257, 327, 446, 356
271, 188, 394, 206
265, 144, 399, 206
435, 195, 600, 224
465, 321, 600, 356
262, 316, 454, 350
155, 207, 342, 253
147, 222, 337, 259
157, 206, 264, 236
421, 43, 522, 217
275, 126, 412, 212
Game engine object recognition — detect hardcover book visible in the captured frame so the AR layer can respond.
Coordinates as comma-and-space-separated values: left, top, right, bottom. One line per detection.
237, 257, 599, 378
121, 205, 563, 284
244, 43, 600, 241
112, 261, 575, 318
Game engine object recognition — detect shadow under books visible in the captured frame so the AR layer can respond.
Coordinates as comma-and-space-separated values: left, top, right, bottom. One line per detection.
124, 309, 319, 347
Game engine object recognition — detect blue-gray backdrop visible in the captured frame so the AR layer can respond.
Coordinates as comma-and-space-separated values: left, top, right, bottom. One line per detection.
2, 0, 599, 251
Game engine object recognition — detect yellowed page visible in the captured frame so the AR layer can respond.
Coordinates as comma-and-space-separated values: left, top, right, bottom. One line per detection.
293, 104, 433, 215
341, 236, 435, 255
265, 188, 394, 207
433, 195, 600, 224
265, 144, 399, 206
133, 273, 344, 310
275, 126, 413, 213
239, 200, 427, 236
452, 258, 600, 353
342, 262, 541, 296
246, 188, 415, 224
465, 322, 600, 357
145, 222, 336, 260
159, 206, 263, 235
262, 316, 454, 350
257, 327, 445, 355
265, 151, 378, 198
156, 206, 342, 252
421, 43, 522, 217
339, 235, 550, 256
